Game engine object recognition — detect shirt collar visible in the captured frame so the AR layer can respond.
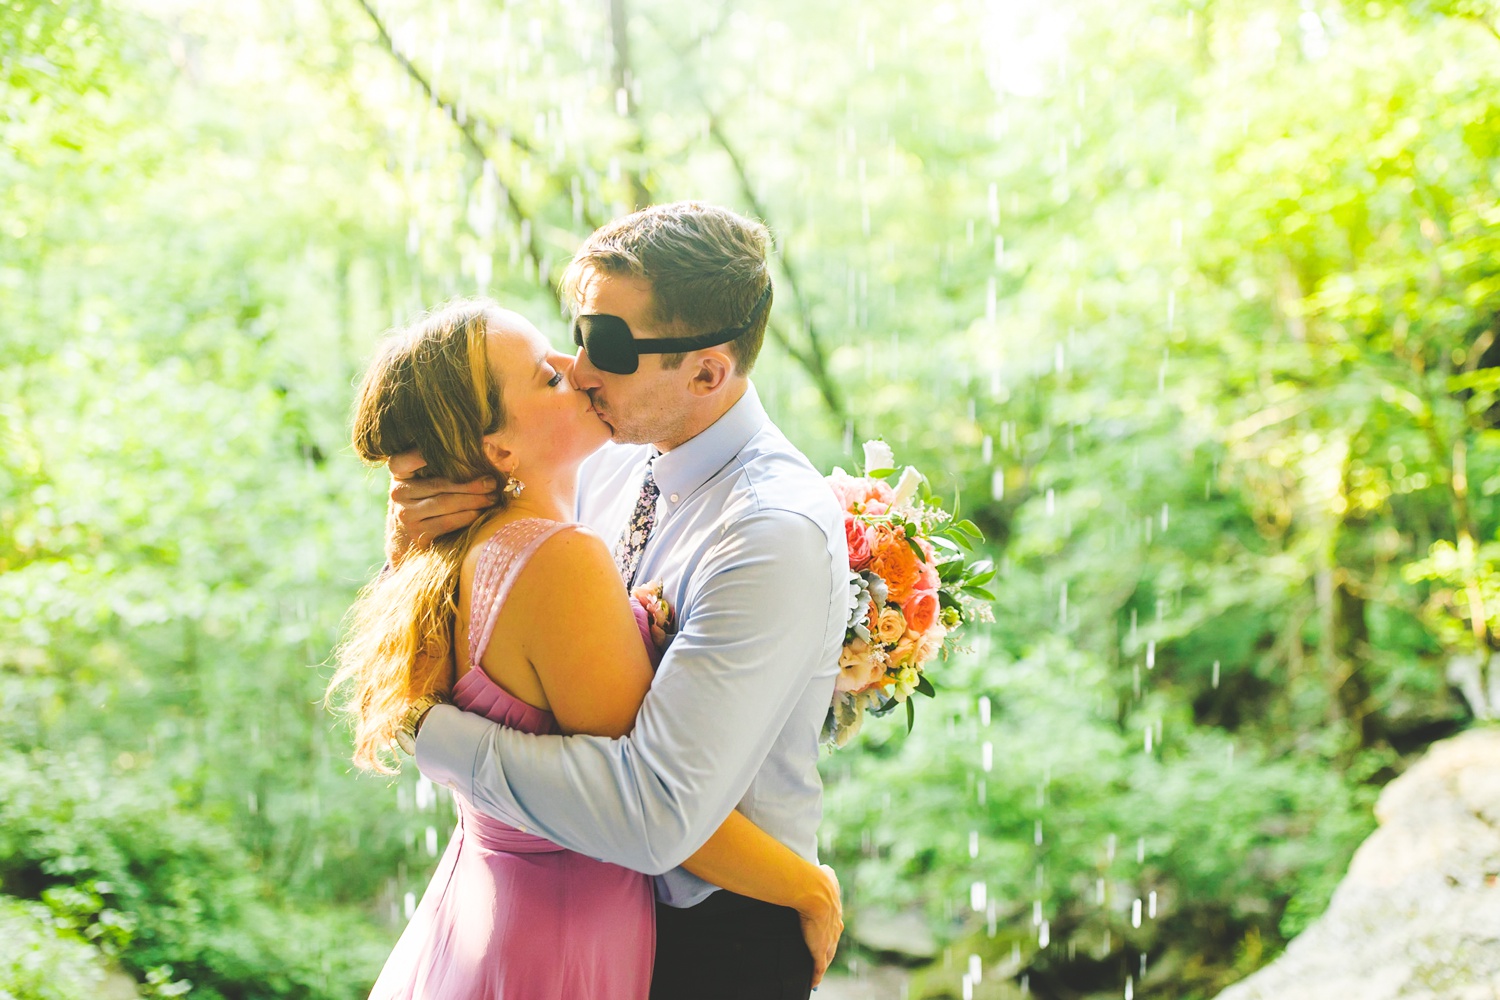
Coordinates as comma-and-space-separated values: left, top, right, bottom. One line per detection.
650, 383, 767, 504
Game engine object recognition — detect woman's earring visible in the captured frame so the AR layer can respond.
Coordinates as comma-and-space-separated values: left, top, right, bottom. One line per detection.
501, 475, 525, 499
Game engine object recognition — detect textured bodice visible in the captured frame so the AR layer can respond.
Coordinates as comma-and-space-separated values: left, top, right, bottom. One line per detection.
453, 518, 574, 852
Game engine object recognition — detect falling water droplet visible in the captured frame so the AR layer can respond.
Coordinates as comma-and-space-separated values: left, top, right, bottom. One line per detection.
1039, 920, 1050, 948
1146, 641, 1155, 670
992, 468, 1006, 501
979, 696, 992, 727
1035, 820, 1044, 845
981, 435, 993, 463
962, 973, 974, 1000
425, 826, 438, 857
1148, 890, 1158, 918
969, 830, 980, 858
1144, 725, 1153, 754
1096, 877, 1106, 903
1046, 489, 1056, 516
968, 954, 983, 983
971, 881, 987, 911
404, 891, 417, 919
1160, 503, 1169, 531
981, 741, 993, 772
1125, 975, 1135, 1000
1137, 837, 1145, 863
1131, 898, 1142, 928
1212, 660, 1221, 688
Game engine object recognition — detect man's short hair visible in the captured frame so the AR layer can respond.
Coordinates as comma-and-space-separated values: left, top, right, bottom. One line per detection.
559, 201, 773, 374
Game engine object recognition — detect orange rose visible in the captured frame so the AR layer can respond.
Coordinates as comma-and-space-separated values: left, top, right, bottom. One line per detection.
902, 590, 939, 635
869, 525, 922, 604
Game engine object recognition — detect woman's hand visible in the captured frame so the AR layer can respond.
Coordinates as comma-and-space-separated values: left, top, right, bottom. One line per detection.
797, 863, 844, 987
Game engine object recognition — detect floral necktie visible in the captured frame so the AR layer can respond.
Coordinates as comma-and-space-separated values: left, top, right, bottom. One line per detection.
614, 461, 659, 586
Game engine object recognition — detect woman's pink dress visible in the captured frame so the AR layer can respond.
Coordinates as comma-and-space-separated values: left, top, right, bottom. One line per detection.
369, 518, 656, 1000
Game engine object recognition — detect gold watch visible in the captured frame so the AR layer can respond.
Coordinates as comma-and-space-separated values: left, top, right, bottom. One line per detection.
395, 694, 445, 756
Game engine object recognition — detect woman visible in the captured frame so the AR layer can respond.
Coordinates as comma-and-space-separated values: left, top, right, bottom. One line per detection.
327, 299, 838, 999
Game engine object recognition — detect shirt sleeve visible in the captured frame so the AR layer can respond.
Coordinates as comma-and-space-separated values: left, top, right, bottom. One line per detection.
414, 509, 834, 875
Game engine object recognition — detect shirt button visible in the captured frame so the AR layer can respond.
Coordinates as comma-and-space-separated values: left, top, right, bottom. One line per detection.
669, 493, 679, 503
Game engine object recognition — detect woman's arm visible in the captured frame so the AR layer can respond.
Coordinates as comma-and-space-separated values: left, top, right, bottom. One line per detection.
681, 814, 843, 986
511, 526, 844, 982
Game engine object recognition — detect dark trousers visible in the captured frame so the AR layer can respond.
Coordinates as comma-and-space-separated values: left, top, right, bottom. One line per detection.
650, 890, 814, 1000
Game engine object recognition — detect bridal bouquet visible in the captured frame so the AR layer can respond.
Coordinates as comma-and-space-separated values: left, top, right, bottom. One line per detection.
823, 440, 995, 748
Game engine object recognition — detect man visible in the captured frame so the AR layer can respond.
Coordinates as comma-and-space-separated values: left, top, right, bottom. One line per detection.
387, 202, 850, 999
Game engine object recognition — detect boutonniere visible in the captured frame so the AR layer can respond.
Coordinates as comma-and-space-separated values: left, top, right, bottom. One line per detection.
630, 580, 677, 656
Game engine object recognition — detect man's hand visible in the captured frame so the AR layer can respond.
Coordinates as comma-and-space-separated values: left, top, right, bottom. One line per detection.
798, 863, 844, 988
385, 450, 497, 565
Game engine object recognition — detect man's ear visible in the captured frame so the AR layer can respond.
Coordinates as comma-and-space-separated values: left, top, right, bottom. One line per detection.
686, 349, 735, 397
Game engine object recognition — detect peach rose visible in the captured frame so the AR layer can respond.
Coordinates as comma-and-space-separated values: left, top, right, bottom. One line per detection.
827, 471, 895, 513
916, 623, 947, 665
902, 590, 939, 636
889, 632, 920, 669
836, 637, 885, 693
845, 515, 873, 571
876, 606, 907, 644
869, 525, 922, 605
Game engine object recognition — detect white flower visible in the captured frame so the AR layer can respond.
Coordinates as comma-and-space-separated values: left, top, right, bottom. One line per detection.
863, 439, 895, 473
891, 465, 926, 507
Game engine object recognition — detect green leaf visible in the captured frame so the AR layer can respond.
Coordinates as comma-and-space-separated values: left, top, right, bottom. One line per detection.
866, 467, 895, 478
962, 585, 997, 600
905, 696, 915, 733
915, 675, 936, 697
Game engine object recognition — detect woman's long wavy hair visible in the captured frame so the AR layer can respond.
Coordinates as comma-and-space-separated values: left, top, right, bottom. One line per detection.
328, 299, 514, 773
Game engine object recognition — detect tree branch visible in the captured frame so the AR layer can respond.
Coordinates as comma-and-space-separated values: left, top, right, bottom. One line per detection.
1461, 11, 1500, 45
353, 0, 574, 302
608, 0, 653, 209
705, 115, 850, 429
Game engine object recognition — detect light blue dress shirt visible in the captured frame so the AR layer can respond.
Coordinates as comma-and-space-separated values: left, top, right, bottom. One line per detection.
415, 384, 849, 907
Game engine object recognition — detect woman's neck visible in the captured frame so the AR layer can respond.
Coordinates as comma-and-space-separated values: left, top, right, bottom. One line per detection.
498, 466, 578, 523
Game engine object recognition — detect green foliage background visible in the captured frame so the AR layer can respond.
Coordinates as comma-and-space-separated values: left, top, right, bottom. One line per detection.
2, 0, 1497, 996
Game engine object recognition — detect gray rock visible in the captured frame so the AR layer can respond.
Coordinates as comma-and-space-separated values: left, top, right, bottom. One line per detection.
848, 908, 940, 962
1215, 728, 1500, 1000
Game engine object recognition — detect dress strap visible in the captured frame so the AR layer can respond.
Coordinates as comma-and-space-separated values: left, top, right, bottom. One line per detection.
468, 518, 576, 669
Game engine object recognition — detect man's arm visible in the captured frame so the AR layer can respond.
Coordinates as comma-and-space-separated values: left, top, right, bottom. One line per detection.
415, 510, 834, 874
